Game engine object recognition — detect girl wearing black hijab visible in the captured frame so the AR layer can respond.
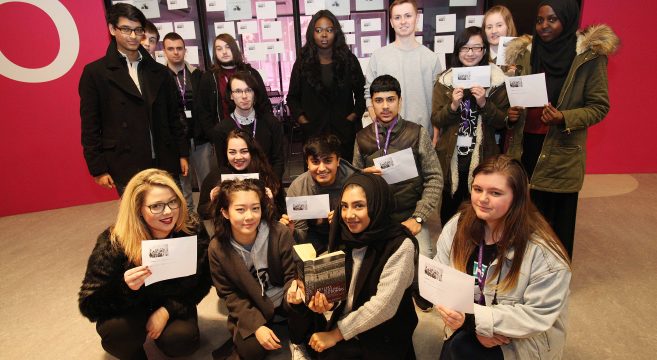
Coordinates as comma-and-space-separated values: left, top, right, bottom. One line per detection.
286, 172, 418, 360
504, 0, 619, 258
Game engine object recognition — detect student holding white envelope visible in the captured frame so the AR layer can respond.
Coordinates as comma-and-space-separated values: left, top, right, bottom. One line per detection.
431, 26, 510, 227
503, 0, 618, 258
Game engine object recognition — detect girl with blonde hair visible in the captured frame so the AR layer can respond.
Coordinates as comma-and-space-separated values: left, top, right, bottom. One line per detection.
79, 169, 211, 359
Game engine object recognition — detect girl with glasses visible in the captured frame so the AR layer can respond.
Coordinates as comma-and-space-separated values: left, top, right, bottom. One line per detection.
432, 26, 510, 226
79, 169, 211, 359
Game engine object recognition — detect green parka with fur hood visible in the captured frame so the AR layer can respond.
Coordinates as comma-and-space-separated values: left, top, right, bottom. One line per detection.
504, 25, 619, 193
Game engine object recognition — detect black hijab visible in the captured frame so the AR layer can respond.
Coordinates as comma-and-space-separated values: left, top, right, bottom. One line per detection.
328, 172, 409, 251
531, 0, 580, 104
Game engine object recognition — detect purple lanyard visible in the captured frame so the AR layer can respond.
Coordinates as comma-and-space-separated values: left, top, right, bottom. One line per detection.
373, 117, 398, 155
231, 113, 257, 138
175, 67, 187, 109
476, 241, 488, 305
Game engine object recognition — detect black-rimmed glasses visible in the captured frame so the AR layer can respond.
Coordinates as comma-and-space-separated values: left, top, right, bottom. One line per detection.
116, 26, 145, 36
145, 199, 180, 214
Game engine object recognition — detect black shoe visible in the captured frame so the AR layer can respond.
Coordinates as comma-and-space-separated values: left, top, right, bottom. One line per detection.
413, 293, 434, 312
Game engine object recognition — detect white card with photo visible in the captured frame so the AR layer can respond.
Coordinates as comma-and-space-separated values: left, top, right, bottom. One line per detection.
452, 65, 491, 89
256, 1, 277, 19
326, 0, 350, 16
360, 35, 381, 55
245, 42, 267, 61
215, 21, 237, 39
167, 0, 188, 10
355, 0, 384, 11
237, 20, 259, 34
415, 13, 423, 32
261, 21, 283, 40
505, 73, 549, 108
155, 51, 167, 65
360, 18, 382, 32
184, 46, 199, 65
220, 173, 260, 182
449, 0, 477, 6
339, 19, 355, 33
418, 255, 475, 314
373, 147, 419, 185
134, 0, 160, 19
496, 36, 517, 66
142, 236, 197, 286
345, 33, 356, 45
434, 35, 454, 54
262, 41, 285, 54
154, 22, 174, 40
286, 194, 331, 221
225, 0, 253, 21
435, 14, 456, 33
174, 21, 196, 40
304, 0, 325, 15
465, 15, 484, 28
206, 0, 227, 11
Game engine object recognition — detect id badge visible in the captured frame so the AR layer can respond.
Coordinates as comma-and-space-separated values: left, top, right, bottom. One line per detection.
184, 110, 192, 118
457, 135, 473, 148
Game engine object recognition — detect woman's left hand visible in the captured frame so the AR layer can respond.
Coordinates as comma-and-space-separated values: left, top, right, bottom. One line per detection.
436, 304, 465, 331
476, 333, 511, 348
309, 328, 343, 352
327, 210, 335, 224
146, 307, 169, 339
541, 103, 564, 125
308, 291, 334, 313
471, 86, 487, 108
346, 112, 357, 122
401, 218, 421, 235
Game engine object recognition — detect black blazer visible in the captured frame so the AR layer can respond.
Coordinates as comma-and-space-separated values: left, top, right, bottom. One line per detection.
80, 40, 187, 186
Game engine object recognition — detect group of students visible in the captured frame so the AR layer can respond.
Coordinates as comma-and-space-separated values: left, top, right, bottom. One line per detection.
78, 0, 619, 358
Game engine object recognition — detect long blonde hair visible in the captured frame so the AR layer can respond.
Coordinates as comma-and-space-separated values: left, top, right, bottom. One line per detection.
111, 169, 191, 264
483, 5, 518, 38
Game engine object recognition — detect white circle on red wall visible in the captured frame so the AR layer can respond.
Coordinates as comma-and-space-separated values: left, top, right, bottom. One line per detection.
0, 0, 79, 83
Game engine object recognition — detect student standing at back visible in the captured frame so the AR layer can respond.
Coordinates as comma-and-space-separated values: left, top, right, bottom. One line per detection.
364, 0, 442, 145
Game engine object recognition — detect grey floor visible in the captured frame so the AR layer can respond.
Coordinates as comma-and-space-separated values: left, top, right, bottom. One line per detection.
1, 174, 656, 359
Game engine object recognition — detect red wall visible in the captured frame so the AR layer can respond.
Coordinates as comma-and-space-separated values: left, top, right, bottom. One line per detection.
582, 0, 657, 173
0, 0, 654, 216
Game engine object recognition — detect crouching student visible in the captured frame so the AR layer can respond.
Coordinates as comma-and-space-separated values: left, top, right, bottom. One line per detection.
287, 172, 418, 359
353, 74, 443, 311
280, 134, 360, 254
78, 169, 211, 359
435, 155, 571, 360
208, 179, 297, 359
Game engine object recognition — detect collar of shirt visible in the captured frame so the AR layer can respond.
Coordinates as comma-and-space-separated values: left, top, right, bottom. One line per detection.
233, 109, 256, 126
117, 49, 143, 67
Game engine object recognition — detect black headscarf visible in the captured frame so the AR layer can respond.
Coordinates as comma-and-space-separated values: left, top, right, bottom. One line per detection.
531, 0, 580, 104
328, 172, 409, 251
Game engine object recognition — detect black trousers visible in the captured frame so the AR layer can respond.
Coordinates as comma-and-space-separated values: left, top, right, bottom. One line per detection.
96, 309, 200, 360
440, 157, 471, 226
439, 328, 503, 360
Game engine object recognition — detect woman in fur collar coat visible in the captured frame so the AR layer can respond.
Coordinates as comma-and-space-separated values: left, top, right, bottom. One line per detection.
432, 26, 510, 226
504, 0, 619, 258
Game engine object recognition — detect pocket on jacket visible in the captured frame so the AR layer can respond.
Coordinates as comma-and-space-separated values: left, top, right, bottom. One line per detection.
541, 145, 583, 180
101, 139, 117, 150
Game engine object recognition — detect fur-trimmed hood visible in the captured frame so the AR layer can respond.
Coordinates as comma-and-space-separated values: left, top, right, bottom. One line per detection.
505, 24, 619, 65
438, 63, 506, 88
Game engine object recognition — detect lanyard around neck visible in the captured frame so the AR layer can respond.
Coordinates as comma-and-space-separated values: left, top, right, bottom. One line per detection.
231, 113, 257, 138
476, 240, 490, 305
175, 67, 187, 107
373, 117, 399, 155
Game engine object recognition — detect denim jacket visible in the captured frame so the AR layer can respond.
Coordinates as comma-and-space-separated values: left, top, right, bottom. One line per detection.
435, 215, 572, 359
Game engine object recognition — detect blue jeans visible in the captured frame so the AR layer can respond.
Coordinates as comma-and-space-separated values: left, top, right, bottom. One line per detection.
180, 141, 217, 212
415, 223, 434, 259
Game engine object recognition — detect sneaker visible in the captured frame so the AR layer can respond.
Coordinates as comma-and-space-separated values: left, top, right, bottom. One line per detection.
290, 343, 312, 360
413, 292, 434, 312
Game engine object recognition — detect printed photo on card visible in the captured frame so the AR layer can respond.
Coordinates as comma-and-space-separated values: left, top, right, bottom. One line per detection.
435, 14, 456, 33
286, 194, 331, 221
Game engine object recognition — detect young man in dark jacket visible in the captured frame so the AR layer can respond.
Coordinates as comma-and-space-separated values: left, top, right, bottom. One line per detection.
80, 3, 188, 195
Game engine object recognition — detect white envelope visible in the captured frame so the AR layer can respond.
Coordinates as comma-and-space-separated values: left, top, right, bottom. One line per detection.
418, 255, 475, 314
326, 0, 350, 16
505, 73, 549, 108
225, 0, 253, 21
449, 0, 476, 6
155, 51, 167, 65
245, 42, 267, 61
360, 35, 381, 55
339, 19, 355, 33
261, 21, 283, 40
465, 15, 484, 28
237, 20, 258, 34
215, 21, 237, 39
174, 21, 196, 40
355, 0, 384, 11
435, 14, 456, 33
345, 33, 356, 45
262, 41, 284, 54
286, 194, 331, 221
304, 0, 325, 15
154, 22, 174, 40
496, 36, 517, 66
434, 35, 454, 54
452, 65, 491, 89
206, 0, 226, 11
184, 46, 199, 65
134, 0, 160, 19
373, 148, 419, 184
142, 236, 197, 286
360, 18, 382, 32
167, 0, 188, 10
256, 1, 277, 19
